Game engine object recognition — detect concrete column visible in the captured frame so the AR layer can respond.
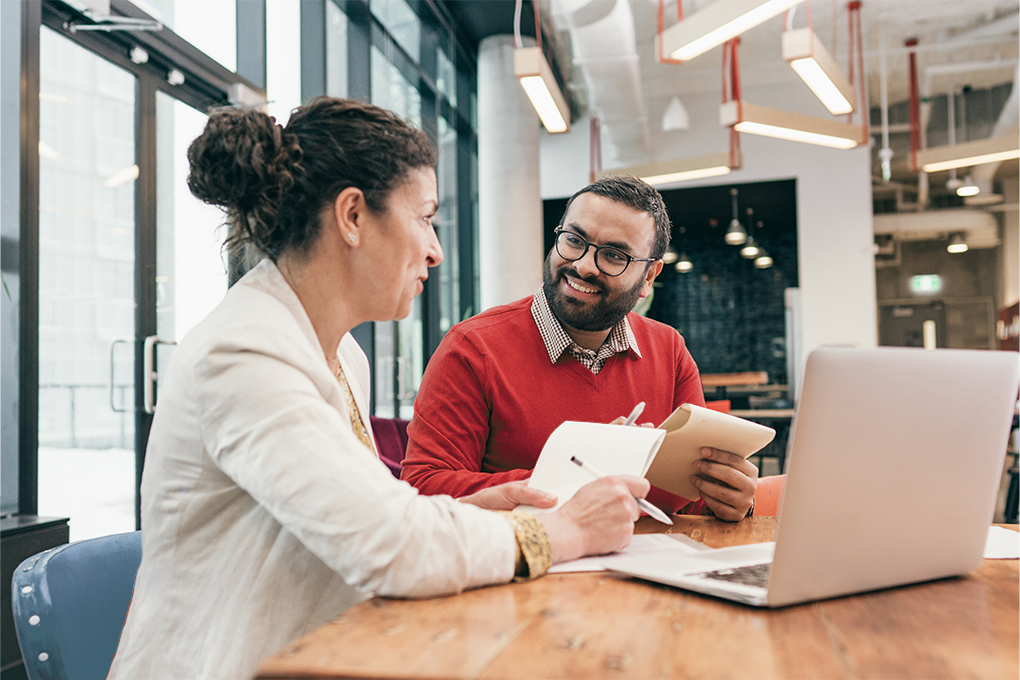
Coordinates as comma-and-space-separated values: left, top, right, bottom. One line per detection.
477, 35, 544, 311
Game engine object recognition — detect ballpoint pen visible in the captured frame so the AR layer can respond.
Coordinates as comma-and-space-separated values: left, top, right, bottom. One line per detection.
569, 455, 673, 525
622, 401, 645, 427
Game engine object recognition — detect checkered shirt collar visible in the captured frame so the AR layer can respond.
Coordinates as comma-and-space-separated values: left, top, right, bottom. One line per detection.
530, 288, 641, 374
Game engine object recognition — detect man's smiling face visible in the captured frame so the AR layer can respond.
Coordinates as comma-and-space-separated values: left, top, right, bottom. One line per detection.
542, 192, 661, 333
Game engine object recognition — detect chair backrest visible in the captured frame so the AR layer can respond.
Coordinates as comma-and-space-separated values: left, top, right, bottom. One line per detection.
753, 474, 786, 517
704, 400, 731, 413
11, 531, 142, 680
369, 416, 410, 478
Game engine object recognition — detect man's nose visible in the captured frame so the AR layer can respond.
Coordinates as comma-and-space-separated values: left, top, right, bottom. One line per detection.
572, 246, 600, 279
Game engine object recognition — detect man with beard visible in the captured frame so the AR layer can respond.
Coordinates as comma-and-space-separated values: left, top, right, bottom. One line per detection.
400, 176, 757, 521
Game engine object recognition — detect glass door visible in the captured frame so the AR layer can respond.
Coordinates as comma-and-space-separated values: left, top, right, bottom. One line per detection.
36, 27, 139, 541
154, 91, 227, 398
36, 28, 227, 542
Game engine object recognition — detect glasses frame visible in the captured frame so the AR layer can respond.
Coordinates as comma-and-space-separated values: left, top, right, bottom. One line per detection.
553, 228, 659, 277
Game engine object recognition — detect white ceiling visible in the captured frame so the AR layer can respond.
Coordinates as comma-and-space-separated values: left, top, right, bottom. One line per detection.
552, 0, 1019, 168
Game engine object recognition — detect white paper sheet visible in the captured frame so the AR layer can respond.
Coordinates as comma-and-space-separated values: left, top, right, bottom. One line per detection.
548, 532, 710, 573
984, 525, 1020, 559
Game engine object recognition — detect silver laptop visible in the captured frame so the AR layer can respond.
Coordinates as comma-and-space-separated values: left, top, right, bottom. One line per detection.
606, 347, 1020, 607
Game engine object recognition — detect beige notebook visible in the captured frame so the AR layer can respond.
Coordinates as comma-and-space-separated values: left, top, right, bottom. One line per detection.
645, 404, 776, 502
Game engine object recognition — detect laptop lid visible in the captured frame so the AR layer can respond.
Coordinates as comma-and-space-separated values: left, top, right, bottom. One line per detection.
766, 347, 1019, 607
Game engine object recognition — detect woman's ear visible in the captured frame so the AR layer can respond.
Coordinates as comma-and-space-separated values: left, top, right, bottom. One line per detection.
332, 186, 366, 247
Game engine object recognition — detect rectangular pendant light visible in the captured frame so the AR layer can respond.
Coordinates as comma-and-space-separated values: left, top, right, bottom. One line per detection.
661, 0, 804, 63
514, 46, 570, 134
782, 27, 855, 115
916, 134, 1020, 173
597, 152, 742, 187
720, 101, 863, 149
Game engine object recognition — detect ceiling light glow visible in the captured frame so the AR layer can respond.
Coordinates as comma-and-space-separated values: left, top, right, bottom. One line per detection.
515, 47, 570, 134
663, 0, 804, 62
783, 28, 855, 115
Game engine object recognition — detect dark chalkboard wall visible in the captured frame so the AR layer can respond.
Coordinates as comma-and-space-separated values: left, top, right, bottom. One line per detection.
543, 178, 799, 383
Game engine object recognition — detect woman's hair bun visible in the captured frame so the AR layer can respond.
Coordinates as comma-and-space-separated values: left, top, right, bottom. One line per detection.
187, 107, 302, 256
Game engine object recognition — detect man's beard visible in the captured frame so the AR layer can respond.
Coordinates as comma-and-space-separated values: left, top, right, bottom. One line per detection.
542, 254, 646, 333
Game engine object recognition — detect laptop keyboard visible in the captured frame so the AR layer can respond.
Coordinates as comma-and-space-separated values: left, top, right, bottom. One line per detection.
699, 563, 771, 588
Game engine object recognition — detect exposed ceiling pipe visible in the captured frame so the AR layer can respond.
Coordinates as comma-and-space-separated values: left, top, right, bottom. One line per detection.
878, 26, 892, 182
552, 0, 650, 163
906, 38, 930, 210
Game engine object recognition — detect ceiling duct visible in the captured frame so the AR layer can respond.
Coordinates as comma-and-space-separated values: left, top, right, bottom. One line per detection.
873, 209, 1000, 249
552, 0, 650, 163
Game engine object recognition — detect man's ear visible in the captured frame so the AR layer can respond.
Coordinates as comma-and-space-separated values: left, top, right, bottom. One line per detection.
332, 186, 366, 246
639, 259, 664, 298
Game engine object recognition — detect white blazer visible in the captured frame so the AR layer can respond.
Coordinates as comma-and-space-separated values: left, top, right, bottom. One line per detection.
108, 259, 515, 680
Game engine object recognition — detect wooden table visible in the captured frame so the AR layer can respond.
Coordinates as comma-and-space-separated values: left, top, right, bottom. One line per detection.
257, 518, 1019, 680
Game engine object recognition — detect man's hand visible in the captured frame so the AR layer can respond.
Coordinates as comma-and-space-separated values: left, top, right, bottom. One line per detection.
537, 476, 648, 564
458, 481, 557, 511
690, 447, 758, 522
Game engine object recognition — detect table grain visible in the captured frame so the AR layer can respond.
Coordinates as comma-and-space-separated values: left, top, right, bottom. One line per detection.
257, 518, 1019, 680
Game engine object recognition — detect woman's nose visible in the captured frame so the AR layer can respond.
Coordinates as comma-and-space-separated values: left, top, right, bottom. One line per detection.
426, 225, 444, 267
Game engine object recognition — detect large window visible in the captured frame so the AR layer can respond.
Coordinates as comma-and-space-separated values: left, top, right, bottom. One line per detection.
5, 0, 264, 538
320, 0, 478, 417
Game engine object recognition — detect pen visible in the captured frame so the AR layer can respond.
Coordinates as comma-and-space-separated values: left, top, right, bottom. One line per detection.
622, 401, 645, 427
569, 455, 673, 525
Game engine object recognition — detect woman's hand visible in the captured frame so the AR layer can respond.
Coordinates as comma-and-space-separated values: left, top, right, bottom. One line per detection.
458, 481, 557, 511
537, 475, 649, 564
691, 447, 759, 521
608, 416, 655, 428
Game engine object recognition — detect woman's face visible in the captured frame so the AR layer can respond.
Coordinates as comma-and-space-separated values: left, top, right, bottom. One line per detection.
363, 167, 443, 321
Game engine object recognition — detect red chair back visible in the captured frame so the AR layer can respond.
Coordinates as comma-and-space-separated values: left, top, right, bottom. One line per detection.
705, 399, 731, 413
369, 416, 410, 478
753, 474, 786, 517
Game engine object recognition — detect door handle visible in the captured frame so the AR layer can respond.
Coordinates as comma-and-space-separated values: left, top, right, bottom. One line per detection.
143, 335, 177, 414
108, 338, 134, 413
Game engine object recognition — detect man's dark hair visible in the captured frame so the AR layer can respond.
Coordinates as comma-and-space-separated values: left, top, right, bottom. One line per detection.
558, 175, 671, 260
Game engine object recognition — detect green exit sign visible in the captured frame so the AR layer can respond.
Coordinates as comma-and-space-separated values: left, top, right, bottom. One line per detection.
910, 275, 942, 294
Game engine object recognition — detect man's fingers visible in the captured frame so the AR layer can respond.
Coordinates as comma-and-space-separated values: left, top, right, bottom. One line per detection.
698, 492, 745, 522
500, 481, 557, 507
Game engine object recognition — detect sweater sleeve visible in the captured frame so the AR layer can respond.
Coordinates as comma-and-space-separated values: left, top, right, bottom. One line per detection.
401, 331, 531, 497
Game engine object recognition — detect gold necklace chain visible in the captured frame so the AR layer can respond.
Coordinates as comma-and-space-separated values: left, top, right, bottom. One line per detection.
332, 360, 377, 456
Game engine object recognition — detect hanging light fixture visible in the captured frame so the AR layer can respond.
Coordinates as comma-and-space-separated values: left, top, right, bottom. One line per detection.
512, 0, 569, 134
675, 226, 693, 272
675, 253, 693, 273
740, 211, 760, 257
918, 134, 1020, 173
663, 246, 679, 264
599, 152, 742, 187
725, 188, 747, 245
947, 232, 969, 254
783, 27, 855, 115
957, 175, 980, 197
919, 85, 1018, 172
754, 249, 774, 268
721, 101, 863, 148
660, 0, 804, 63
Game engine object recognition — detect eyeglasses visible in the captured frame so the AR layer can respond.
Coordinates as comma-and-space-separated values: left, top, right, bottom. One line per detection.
553, 228, 657, 277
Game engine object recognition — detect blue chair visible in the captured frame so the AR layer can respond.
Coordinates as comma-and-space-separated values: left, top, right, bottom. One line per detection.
11, 531, 142, 680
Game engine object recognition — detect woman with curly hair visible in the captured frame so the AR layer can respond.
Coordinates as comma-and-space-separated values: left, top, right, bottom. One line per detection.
107, 98, 649, 679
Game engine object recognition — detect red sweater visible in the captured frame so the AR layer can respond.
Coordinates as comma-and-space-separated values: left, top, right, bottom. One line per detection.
401, 296, 708, 513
